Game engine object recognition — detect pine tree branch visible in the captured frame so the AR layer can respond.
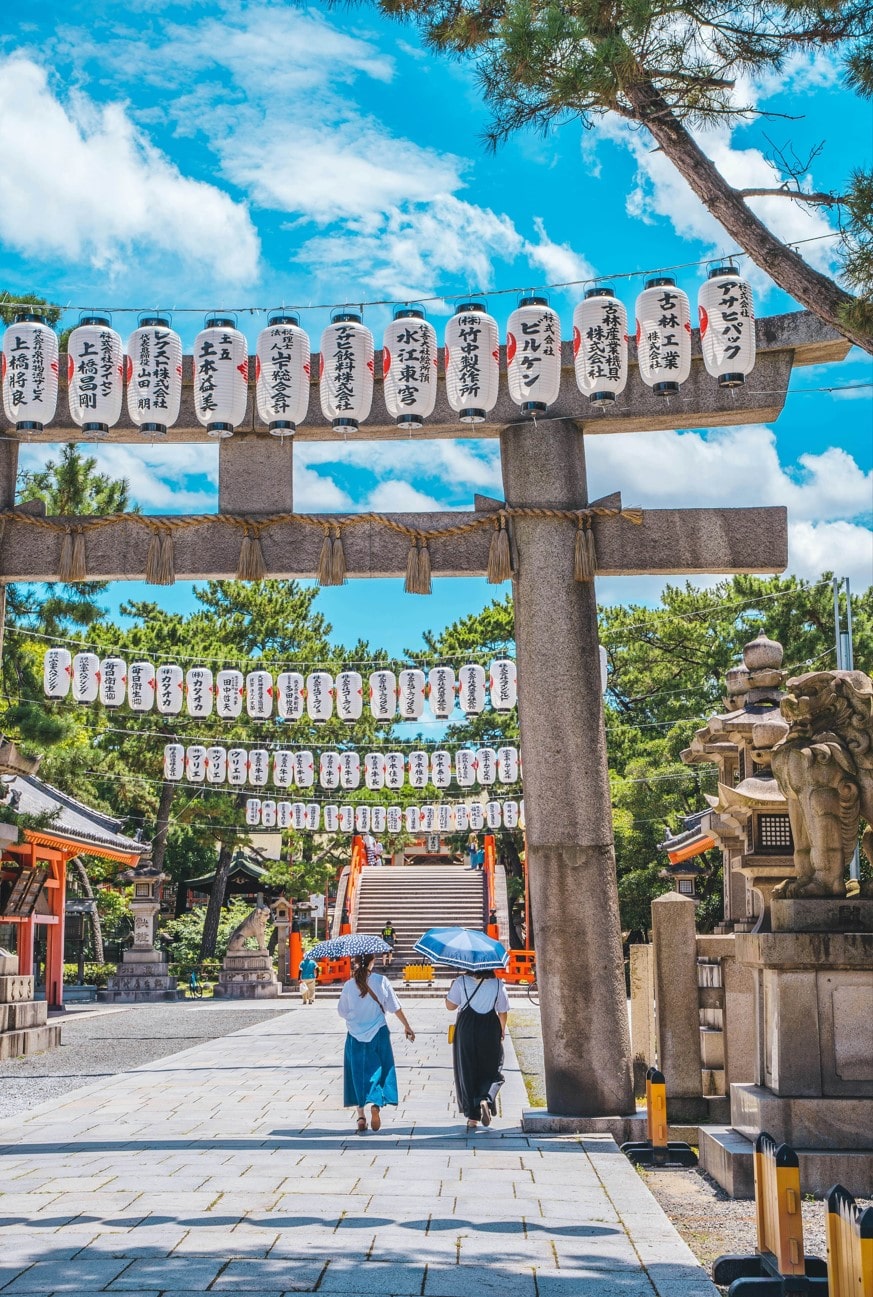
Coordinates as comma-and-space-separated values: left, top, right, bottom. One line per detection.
738, 187, 847, 206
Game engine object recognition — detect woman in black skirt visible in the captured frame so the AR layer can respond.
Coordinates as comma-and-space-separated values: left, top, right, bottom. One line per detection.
446, 969, 510, 1129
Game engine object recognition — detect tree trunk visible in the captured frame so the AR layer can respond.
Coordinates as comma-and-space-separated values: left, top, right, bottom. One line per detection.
69, 856, 104, 963
151, 777, 176, 875
200, 839, 234, 961
623, 79, 873, 355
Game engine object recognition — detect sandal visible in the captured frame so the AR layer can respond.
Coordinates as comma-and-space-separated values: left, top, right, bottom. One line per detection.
370, 1105, 382, 1132
356, 1116, 367, 1133
466, 1119, 478, 1131
479, 1100, 492, 1127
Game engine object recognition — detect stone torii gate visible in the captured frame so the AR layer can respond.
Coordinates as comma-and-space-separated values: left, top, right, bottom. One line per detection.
0, 310, 848, 1117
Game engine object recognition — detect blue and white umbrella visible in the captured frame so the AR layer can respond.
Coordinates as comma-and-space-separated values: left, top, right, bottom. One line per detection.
414, 926, 508, 971
307, 934, 391, 961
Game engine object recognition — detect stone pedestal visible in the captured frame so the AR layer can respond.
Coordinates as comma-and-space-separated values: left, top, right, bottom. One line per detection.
101, 948, 181, 1003
0, 948, 62, 1060
214, 951, 280, 998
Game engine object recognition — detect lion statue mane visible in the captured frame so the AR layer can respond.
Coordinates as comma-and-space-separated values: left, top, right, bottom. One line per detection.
226, 903, 272, 953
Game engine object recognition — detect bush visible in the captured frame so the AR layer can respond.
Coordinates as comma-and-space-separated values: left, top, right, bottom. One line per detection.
62, 961, 115, 987
161, 899, 274, 967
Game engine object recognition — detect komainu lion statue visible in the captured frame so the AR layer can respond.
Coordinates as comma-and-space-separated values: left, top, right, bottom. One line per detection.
771, 670, 873, 898
226, 903, 272, 953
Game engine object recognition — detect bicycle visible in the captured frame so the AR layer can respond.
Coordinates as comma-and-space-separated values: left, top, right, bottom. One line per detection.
188, 972, 204, 999
526, 978, 539, 1006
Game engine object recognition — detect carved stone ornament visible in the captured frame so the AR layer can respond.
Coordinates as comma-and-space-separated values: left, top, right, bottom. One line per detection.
226, 903, 272, 953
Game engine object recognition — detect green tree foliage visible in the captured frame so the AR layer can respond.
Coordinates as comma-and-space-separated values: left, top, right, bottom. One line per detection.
162, 898, 272, 969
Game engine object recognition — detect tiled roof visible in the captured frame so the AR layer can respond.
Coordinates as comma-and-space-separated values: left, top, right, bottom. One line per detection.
1, 773, 144, 858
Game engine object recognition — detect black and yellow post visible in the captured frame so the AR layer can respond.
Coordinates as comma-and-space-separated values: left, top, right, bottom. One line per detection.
619, 1066, 697, 1168
825, 1184, 873, 1297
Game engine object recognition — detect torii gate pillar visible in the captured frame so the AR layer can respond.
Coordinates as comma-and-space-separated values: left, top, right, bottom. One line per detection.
501, 419, 634, 1116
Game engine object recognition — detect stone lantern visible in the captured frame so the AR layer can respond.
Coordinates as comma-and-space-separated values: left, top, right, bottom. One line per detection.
100, 849, 180, 1002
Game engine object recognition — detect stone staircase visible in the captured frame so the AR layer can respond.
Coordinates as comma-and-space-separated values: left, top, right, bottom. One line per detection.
354, 862, 487, 976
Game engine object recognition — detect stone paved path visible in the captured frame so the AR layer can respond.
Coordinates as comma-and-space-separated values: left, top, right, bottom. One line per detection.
0, 1000, 717, 1295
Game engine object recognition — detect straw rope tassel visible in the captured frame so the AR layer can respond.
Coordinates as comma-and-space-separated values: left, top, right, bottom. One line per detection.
317, 526, 334, 586
487, 513, 513, 585
574, 515, 597, 583
404, 538, 420, 594
236, 524, 266, 582
330, 525, 347, 586
59, 525, 87, 582
416, 538, 432, 595
145, 525, 176, 586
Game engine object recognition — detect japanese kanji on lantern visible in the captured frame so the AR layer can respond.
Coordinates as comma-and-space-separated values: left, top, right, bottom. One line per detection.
163, 743, 184, 782
227, 748, 248, 785
383, 307, 438, 429
428, 666, 455, 719
125, 316, 183, 435
216, 668, 244, 719
408, 750, 429, 789
369, 669, 397, 720
336, 670, 363, 723
355, 805, 371, 833
320, 751, 340, 788
398, 668, 425, 720
405, 806, 418, 833
306, 670, 333, 723
319, 312, 374, 431
486, 800, 502, 829
273, 749, 293, 788
185, 667, 213, 717
431, 750, 452, 788
128, 661, 155, 712
99, 657, 127, 708
245, 798, 262, 826
262, 799, 277, 828
246, 669, 273, 720
444, 302, 500, 423
276, 671, 305, 721
292, 802, 307, 831
277, 801, 292, 829
506, 296, 562, 415
698, 266, 756, 387
306, 803, 320, 830
503, 799, 519, 828
496, 745, 519, 783
371, 806, 386, 833
293, 750, 315, 788
185, 745, 207, 782
477, 747, 497, 785
206, 745, 227, 783
72, 652, 99, 704
364, 752, 385, 789
635, 277, 692, 396
573, 288, 629, 407
2, 313, 59, 432
458, 664, 486, 716
339, 805, 355, 833
43, 648, 72, 699
248, 749, 270, 787
455, 749, 476, 787
387, 806, 402, 833
339, 751, 360, 789
255, 314, 310, 435
323, 805, 339, 832
469, 802, 485, 831
385, 752, 405, 789
155, 664, 184, 715
193, 316, 248, 438
67, 316, 124, 434
455, 805, 469, 832
489, 657, 517, 711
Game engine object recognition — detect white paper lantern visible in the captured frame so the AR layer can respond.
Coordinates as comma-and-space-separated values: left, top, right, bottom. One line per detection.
276, 671, 305, 721
99, 657, 127, 708
72, 652, 100, 704
43, 648, 72, 699
355, 805, 371, 833
698, 266, 756, 387
387, 806, 403, 834
289, 802, 306, 831
261, 799, 277, 828
506, 297, 562, 415
193, 317, 248, 438
206, 746, 227, 784
67, 316, 124, 434
458, 664, 486, 716
273, 750, 294, 789
339, 751, 360, 789
431, 750, 452, 789
306, 803, 320, 831
336, 670, 363, 723
2, 314, 59, 432
216, 669, 244, 720
600, 644, 609, 695
408, 751, 429, 789
369, 670, 397, 721
278, 801, 293, 829
444, 303, 500, 423
245, 797, 262, 826
477, 748, 497, 786
469, 802, 485, 832
185, 667, 213, 718
405, 806, 419, 833
486, 800, 502, 829
155, 664, 184, 715
306, 671, 333, 724
293, 750, 315, 788
323, 805, 340, 833
320, 751, 341, 789
503, 800, 519, 828
635, 278, 692, 396
398, 668, 425, 720
573, 289, 629, 407
455, 750, 476, 788
489, 658, 517, 712
256, 315, 310, 435
519, 798, 525, 829
428, 666, 455, 720
455, 805, 469, 832
319, 313, 374, 431
249, 749, 270, 787
437, 804, 454, 833
164, 743, 185, 781
496, 746, 519, 784
185, 745, 207, 782
246, 669, 274, 721
125, 317, 183, 436
383, 308, 438, 429
420, 805, 436, 832
128, 661, 156, 712
371, 806, 386, 834
364, 752, 386, 790
227, 748, 248, 785
339, 805, 355, 834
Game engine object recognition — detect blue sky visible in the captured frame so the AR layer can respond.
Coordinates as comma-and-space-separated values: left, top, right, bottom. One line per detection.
1, 0, 871, 657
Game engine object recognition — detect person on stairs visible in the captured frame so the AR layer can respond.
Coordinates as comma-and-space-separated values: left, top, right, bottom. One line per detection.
446, 968, 509, 1131
380, 920, 396, 969
338, 952, 415, 1133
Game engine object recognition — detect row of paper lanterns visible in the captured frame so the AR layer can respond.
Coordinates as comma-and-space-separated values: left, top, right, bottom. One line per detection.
241, 799, 523, 832
43, 651, 517, 719
3, 270, 755, 434
163, 743, 521, 789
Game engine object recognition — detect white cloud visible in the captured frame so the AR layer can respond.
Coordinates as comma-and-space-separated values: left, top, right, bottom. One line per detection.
365, 481, 444, 512
523, 218, 597, 287
787, 520, 873, 589
18, 442, 219, 514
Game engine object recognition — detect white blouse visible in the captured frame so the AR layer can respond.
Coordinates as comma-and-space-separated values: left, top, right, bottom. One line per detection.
337, 973, 401, 1042
448, 975, 510, 1015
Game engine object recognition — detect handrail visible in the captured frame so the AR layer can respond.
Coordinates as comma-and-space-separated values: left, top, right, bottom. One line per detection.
483, 833, 497, 926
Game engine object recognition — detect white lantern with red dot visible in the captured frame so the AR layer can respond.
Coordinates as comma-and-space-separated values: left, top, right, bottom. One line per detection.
206, 746, 227, 784
249, 749, 269, 787
455, 750, 476, 788
164, 743, 184, 782
2, 313, 59, 433
431, 750, 452, 789
469, 802, 485, 832
408, 751, 429, 789
427, 666, 455, 720
364, 752, 386, 790
336, 670, 363, 723
503, 800, 519, 828
371, 806, 386, 834
489, 658, 517, 712
420, 805, 436, 832
72, 652, 100, 704
458, 664, 486, 716
573, 288, 629, 408
306, 671, 333, 724
185, 745, 207, 782
698, 266, 756, 387
339, 751, 360, 789
506, 296, 562, 415
355, 805, 371, 833
193, 316, 248, 438
216, 669, 244, 719
306, 803, 320, 830
273, 750, 293, 789
125, 316, 183, 436
369, 669, 397, 720
497, 746, 519, 783
287, 802, 304, 831
486, 800, 502, 829
387, 806, 402, 834
398, 668, 425, 720
383, 307, 438, 429
635, 278, 692, 396
444, 303, 500, 424
155, 664, 184, 715
261, 799, 277, 828
276, 671, 305, 721
320, 751, 341, 789
405, 806, 419, 833
246, 669, 273, 721
384, 752, 405, 789
67, 316, 124, 434
185, 667, 213, 718
477, 748, 497, 786
319, 312, 374, 432
256, 314, 310, 436
323, 805, 340, 833
293, 750, 315, 788
277, 801, 292, 829
43, 648, 72, 700
128, 661, 156, 712
455, 805, 469, 832
437, 804, 454, 833
227, 748, 248, 785
99, 657, 127, 708
339, 805, 355, 833
245, 798, 262, 826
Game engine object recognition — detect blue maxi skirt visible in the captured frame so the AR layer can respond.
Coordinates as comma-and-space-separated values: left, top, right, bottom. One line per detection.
343, 1024, 399, 1108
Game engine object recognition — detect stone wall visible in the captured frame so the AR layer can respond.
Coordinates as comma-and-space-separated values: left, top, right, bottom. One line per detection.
0, 948, 62, 1060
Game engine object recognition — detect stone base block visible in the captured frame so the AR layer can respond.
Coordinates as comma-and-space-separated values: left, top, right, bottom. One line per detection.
0, 1022, 62, 1061
222, 952, 274, 971
214, 950, 280, 998
100, 954, 180, 1003
772, 897, 873, 933
0, 974, 35, 1003
522, 1110, 647, 1142
213, 978, 280, 999
0, 1000, 47, 1032
119, 947, 166, 964
731, 1083, 873, 1149
0, 950, 19, 976
702, 1067, 727, 1097
700, 1029, 725, 1069
700, 1126, 873, 1199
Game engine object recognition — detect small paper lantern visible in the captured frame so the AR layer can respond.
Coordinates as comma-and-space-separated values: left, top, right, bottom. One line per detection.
256, 314, 310, 435
2, 314, 59, 432
385, 752, 405, 789
249, 749, 270, 787
185, 667, 213, 718
455, 805, 469, 832
293, 750, 315, 788
437, 804, 454, 833
469, 802, 485, 831
164, 743, 185, 781
206, 746, 227, 784
323, 805, 340, 832
67, 316, 124, 434
364, 752, 385, 790
503, 800, 519, 828
369, 669, 397, 721
276, 671, 305, 721
216, 669, 244, 719
573, 288, 629, 407
278, 801, 293, 829
486, 800, 502, 829
291, 802, 307, 831
125, 317, 183, 435
99, 657, 127, 708
408, 751, 429, 789
635, 278, 692, 396
489, 658, 517, 712
455, 750, 476, 788
227, 748, 248, 785
458, 664, 486, 716
185, 745, 207, 782
519, 798, 525, 829
428, 666, 455, 720
155, 664, 184, 715
477, 747, 497, 785
336, 670, 363, 723
339, 751, 360, 789
398, 669, 425, 720
339, 805, 354, 833
193, 316, 248, 438
371, 806, 386, 834
387, 806, 402, 834
128, 661, 156, 712
506, 297, 561, 415
430, 750, 452, 789
496, 746, 519, 783
383, 308, 438, 429
405, 806, 419, 833
320, 751, 341, 789
246, 669, 273, 721
261, 799, 277, 828
43, 648, 72, 699
245, 798, 262, 826
319, 312, 374, 431
420, 805, 436, 832
306, 671, 333, 724
72, 652, 99, 704
444, 303, 500, 424
699, 266, 756, 387
305, 803, 320, 830
273, 750, 294, 789
355, 805, 371, 833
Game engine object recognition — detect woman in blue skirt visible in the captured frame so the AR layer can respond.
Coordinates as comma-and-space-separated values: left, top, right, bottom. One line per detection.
337, 952, 416, 1132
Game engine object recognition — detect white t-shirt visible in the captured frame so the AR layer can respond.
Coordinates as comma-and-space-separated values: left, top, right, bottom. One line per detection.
337, 973, 401, 1042
448, 975, 510, 1015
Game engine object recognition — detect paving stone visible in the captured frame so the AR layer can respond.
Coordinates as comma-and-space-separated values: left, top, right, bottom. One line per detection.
105, 1256, 222, 1288
1, 1258, 131, 1291
209, 1257, 326, 1289
424, 1261, 537, 1297
319, 1259, 426, 1293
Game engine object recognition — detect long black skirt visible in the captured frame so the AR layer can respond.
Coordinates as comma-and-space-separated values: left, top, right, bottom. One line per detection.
453, 1007, 505, 1120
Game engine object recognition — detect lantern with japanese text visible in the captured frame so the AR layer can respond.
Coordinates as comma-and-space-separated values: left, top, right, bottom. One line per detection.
387, 806, 402, 834
323, 805, 340, 833
256, 314, 310, 435
185, 745, 207, 783
405, 806, 419, 833
489, 658, 517, 711
408, 751, 429, 789
306, 671, 333, 723
698, 266, 756, 387
99, 657, 127, 709
339, 751, 360, 789
385, 752, 405, 789
369, 669, 397, 721
503, 800, 519, 828
458, 663, 485, 716
486, 801, 502, 829
355, 805, 371, 833
128, 661, 155, 712
67, 316, 124, 434
273, 749, 293, 789
293, 750, 315, 788
72, 652, 100, 704
496, 745, 519, 784
276, 670, 305, 721
245, 798, 262, 826
573, 289, 629, 407
420, 805, 436, 832
249, 749, 270, 787
477, 747, 497, 785
430, 750, 452, 789
319, 312, 374, 431
216, 669, 244, 719
469, 802, 485, 832
2, 313, 59, 432
383, 307, 438, 429
185, 667, 213, 718
246, 669, 273, 720
193, 317, 248, 438
43, 648, 72, 700
125, 316, 183, 435
434, 804, 451, 834
155, 664, 184, 715
364, 752, 386, 790
306, 803, 320, 830
339, 805, 355, 833
290, 802, 306, 831
277, 801, 292, 829
635, 278, 692, 396
455, 805, 469, 832
227, 748, 248, 785
261, 799, 277, 828
336, 670, 363, 723
206, 746, 227, 784
455, 750, 476, 788
427, 666, 455, 720
506, 296, 561, 415
164, 744, 184, 782
371, 806, 386, 834
320, 751, 341, 789
398, 668, 425, 720
444, 303, 499, 424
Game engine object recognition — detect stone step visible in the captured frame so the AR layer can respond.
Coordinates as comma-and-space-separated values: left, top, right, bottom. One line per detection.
0, 1022, 63, 1061
0, 974, 35, 1004
0, 1000, 48, 1032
